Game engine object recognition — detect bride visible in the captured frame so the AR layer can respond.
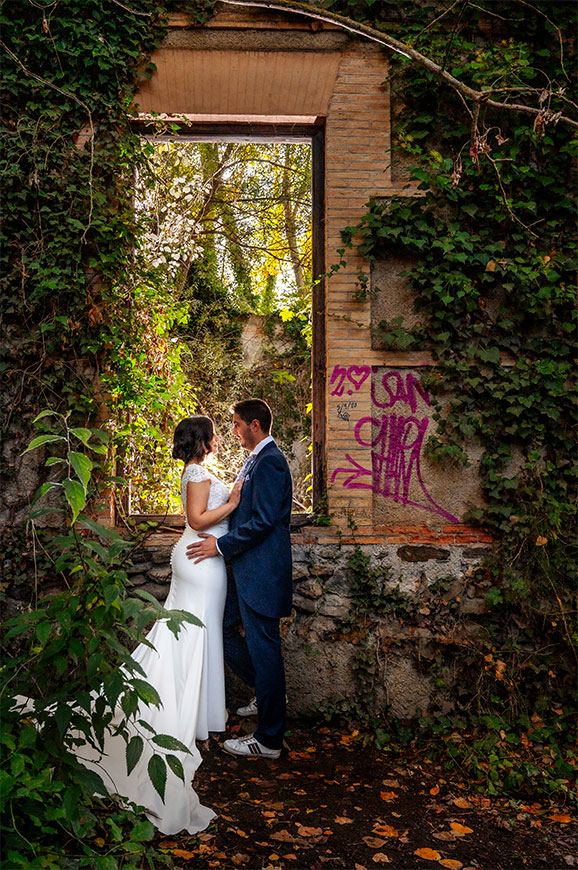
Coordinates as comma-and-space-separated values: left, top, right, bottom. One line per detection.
77, 415, 242, 834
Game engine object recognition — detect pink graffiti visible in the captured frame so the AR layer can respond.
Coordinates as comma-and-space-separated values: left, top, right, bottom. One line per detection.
331, 370, 459, 523
371, 370, 430, 413
330, 365, 371, 396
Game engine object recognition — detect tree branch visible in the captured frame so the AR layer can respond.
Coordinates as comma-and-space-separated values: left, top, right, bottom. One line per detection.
219, 0, 578, 131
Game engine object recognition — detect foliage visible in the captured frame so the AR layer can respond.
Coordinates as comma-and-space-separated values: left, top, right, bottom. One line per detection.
326, 0, 578, 774
127, 139, 313, 512
1, 411, 202, 867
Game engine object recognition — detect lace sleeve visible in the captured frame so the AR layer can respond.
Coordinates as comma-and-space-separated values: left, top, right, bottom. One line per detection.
182, 464, 210, 485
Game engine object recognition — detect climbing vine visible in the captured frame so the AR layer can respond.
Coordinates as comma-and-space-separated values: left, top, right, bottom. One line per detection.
333, 0, 577, 790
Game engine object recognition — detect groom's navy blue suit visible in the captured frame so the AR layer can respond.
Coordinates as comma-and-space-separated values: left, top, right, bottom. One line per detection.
216, 440, 292, 750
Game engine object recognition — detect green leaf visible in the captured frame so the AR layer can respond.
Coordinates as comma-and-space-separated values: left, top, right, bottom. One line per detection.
126, 735, 144, 776
69, 427, 92, 446
166, 754, 185, 782
76, 514, 126, 542
69, 452, 92, 490
152, 734, 191, 753
147, 754, 167, 801
45, 457, 66, 467
35, 622, 51, 645
32, 481, 60, 505
129, 820, 155, 842
131, 679, 161, 707
62, 479, 86, 523
22, 434, 66, 455
33, 410, 60, 424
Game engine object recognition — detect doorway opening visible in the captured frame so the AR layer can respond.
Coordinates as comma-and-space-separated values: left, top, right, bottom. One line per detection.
120, 124, 325, 521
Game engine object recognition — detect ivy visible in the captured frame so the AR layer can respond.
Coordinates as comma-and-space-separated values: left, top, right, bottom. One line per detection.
336, 0, 577, 787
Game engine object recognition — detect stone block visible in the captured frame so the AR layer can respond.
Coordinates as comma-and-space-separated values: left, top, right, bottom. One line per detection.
126, 561, 153, 574
295, 579, 323, 599
148, 566, 172, 582
127, 574, 148, 587
292, 564, 310, 582
318, 593, 352, 618
462, 547, 491, 560
397, 545, 450, 563
140, 582, 169, 601
310, 561, 335, 579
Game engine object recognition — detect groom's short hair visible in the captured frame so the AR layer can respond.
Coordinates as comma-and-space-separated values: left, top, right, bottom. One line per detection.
232, 398, 272, 434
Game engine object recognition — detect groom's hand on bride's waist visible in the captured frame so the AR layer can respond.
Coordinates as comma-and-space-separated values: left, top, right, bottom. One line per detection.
186, 533, 218, 562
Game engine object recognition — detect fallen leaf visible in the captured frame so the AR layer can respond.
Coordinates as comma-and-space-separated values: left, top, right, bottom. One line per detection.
335, 816, 354, 825
450, 823, 473, 836
382, 779, 400, 788
380, 791, 398, 802
548, 814, 572, 824
415, 848, 442, 860
453, 798, 471, 809
373, 854, 390, 863
439, 861, 463, 869
270, 831, 296, 843
231, 854, 250, 865
172, 850, 198, 860
230, 827, 249, 838
355, 865, 367, 870
373, 824, 398, 837
284, 855, 297, 861
433, 832, 456, 842
296, 825, 324, 837
262, 811, 276, 818
363, 837, 386, 848
430, 786, 440, 795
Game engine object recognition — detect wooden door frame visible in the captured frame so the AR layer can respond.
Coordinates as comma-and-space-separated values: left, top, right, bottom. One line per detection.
122, 120, 326, 520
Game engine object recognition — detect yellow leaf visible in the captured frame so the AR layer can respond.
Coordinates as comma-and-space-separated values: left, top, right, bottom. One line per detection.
172, 850, 198, 859
547, 814, 572, 823
335, 816, 354, 825
373, 824, 398, 837
95, 838, 105, 847
372, 854, 390, 863
485, 259, 496, 272
430, 786, 440, 795
415, 848, 442, 860
439, 860, 463, 869
380, 791, 398, 801
535, 535, 548, 546
450, 823, 473, 835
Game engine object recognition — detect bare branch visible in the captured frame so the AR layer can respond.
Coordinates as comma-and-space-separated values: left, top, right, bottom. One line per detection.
219, 0, 578, 131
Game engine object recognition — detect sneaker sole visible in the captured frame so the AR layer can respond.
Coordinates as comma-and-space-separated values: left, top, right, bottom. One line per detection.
223, 744, 281, 759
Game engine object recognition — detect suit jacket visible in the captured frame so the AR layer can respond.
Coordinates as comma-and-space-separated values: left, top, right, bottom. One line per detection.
217, 440, 293, 618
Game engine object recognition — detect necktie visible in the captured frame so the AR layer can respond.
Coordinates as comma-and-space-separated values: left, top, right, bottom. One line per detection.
236, 453, 256, 482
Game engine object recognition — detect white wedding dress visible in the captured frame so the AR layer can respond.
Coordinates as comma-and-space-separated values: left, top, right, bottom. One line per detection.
75, 463, 230, 834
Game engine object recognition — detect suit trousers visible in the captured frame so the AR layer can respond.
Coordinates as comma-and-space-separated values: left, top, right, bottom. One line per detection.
223, 569, 286, 750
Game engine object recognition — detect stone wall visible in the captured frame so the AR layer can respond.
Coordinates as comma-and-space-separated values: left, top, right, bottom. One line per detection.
129, 522, 492, 720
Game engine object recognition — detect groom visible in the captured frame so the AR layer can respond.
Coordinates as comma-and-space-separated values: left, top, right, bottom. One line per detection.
187, 398, 293, 758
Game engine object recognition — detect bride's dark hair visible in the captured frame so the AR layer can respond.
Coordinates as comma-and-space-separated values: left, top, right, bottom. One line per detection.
172, 416, 214, 463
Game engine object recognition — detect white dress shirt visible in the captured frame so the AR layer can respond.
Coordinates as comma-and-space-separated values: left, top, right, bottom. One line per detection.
215, 436, 275, 554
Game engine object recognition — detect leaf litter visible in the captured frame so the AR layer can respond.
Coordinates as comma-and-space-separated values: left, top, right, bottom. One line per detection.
160, 722, 577, 868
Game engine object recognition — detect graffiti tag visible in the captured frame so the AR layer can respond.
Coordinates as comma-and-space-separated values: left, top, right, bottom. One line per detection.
331, 370, 458, 523
330, 365, 371, 396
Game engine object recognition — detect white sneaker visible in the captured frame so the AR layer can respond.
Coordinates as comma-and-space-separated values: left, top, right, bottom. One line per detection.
236, 696, 258, 717
223, 733, 281, 759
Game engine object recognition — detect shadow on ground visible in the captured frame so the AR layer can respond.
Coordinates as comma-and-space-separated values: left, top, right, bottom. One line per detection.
157, 716, 577, 869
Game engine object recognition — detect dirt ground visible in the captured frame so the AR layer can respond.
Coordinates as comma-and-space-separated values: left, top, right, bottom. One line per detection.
156, 715, 577, 870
